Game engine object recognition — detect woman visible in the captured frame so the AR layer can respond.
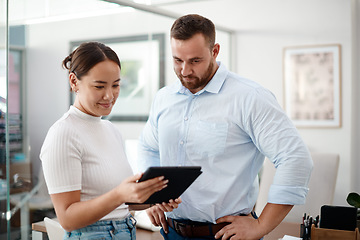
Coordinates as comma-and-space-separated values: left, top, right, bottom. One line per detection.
40, 42, 180, 239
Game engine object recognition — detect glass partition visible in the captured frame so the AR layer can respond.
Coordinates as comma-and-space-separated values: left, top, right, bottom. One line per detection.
1, 0, 31, 236
3, 1, 234, 239
0, 0, 10, 239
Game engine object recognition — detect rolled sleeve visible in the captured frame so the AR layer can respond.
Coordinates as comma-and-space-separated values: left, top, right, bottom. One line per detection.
268, 185, 310, 205
268, 150, 313, 205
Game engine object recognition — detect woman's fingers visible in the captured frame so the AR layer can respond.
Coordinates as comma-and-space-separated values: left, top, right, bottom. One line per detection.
125, 173, 143, 183
138, 177, 168, 195
130, 176, 168, 203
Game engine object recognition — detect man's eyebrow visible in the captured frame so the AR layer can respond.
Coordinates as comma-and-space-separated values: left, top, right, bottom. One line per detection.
189, 57, 202, 61
172, 56, 202, 61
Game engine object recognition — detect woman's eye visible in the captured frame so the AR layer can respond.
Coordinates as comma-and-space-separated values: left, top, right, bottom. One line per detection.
95, 86, 104, 89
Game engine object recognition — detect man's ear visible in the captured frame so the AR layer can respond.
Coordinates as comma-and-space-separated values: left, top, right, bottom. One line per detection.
69, 72, 78, 92
212, 43, 220, 58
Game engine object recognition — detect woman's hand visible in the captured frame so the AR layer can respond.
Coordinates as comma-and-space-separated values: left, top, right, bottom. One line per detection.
117, 173, 168, 204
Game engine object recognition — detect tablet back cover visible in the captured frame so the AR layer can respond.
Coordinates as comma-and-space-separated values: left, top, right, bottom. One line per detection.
128, 166, 202, 205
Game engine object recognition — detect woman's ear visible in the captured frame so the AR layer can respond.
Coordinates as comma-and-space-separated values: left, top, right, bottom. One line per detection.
69, 72, 78, 92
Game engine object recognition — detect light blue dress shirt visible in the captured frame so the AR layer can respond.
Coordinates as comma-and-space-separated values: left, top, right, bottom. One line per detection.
138, 62, 313, 223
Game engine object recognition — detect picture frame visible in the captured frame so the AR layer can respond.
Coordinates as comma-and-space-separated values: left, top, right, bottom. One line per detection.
283, 44, 342, 128
69, 33, 165, 121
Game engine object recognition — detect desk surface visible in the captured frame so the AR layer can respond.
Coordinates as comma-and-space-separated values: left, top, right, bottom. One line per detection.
32, 220, 47, 233
265, 221, 300, 240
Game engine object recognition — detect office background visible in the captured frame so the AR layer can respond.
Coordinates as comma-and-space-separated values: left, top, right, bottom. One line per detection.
1, 0, 360, 238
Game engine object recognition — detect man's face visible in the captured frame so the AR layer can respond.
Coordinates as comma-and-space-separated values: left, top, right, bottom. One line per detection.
171, 33, 219, 94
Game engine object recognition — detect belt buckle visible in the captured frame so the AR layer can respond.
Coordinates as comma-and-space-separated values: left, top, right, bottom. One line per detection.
174, 221, 185, 231
174, 221, 188, 237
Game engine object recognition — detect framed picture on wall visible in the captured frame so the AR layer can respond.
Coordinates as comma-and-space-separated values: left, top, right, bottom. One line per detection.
70, 33, 165, 121
283, 44, 342, 128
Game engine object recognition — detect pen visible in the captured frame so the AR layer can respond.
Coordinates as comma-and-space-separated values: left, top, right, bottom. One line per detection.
315, 215, 319, 227
303, 213, 306, 224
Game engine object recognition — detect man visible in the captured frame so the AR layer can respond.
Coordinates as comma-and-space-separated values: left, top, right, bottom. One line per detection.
138, 14, 313, 240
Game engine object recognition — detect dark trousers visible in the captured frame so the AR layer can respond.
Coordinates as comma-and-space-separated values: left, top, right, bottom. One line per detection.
161, 227, 216, 240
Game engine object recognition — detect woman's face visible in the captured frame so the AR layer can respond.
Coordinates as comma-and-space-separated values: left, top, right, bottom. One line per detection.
71, 60, 121, 117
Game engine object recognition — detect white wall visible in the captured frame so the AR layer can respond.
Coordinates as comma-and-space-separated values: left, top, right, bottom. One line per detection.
236, 18, 352, 206
26, 0, 355, 208
351, 0, 360, 197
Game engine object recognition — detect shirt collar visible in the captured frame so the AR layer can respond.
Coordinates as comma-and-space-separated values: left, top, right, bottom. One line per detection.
169, 62, 228, 95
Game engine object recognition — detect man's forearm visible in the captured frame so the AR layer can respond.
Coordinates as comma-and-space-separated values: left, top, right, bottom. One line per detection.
258, 203, 293, 236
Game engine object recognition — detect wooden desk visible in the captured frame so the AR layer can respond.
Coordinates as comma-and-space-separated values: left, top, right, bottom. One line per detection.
32, 220, 47, 240
32, 220, 46, 233
264, 221, 300, 240
32, 220, 162, 240
136, 228, 162, 240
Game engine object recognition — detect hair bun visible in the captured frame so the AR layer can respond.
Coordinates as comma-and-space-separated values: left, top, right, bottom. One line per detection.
62, 54, 73, 70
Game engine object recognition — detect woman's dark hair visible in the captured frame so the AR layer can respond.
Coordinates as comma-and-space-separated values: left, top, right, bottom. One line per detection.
62, 41, 121, 80
170, 14, 216, 50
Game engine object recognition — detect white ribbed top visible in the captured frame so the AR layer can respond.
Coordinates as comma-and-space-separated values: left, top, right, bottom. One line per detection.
40, 106, 133, 220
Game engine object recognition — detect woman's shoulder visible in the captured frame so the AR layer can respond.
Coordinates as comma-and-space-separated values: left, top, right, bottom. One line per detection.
101, 119, 124, 137
47, 111, 79, 136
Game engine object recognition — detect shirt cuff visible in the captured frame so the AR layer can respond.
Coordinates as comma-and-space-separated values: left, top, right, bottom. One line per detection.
268, 184, 309, 205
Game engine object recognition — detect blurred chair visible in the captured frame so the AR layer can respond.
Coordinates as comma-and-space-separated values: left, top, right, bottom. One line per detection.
125, 139, 139, 173
255, 152, 340, 239
44, 217, 65, 240
133, 210, 161, 231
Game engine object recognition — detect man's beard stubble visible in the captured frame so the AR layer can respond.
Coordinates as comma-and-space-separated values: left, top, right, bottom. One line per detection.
178, 61, 214, 93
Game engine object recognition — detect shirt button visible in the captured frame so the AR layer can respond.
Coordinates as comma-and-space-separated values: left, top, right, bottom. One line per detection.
180, 141, 184, 145
184, 117, 188, 121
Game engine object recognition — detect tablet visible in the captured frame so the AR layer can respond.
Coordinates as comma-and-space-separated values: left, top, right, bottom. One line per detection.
127, 166, 202, 205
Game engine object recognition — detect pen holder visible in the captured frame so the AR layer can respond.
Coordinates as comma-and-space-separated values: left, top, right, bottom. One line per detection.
300, 223, 311, 240
310, 225, 360, 240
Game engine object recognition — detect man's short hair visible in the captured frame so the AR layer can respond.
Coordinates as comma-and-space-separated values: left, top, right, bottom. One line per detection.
170, 14, 216, 49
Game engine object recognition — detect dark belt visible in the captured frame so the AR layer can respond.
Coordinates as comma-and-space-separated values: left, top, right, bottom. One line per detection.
166, 217, 229, 238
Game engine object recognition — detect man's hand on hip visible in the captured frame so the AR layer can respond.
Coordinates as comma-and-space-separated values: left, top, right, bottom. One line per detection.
215, 214, 263, 240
